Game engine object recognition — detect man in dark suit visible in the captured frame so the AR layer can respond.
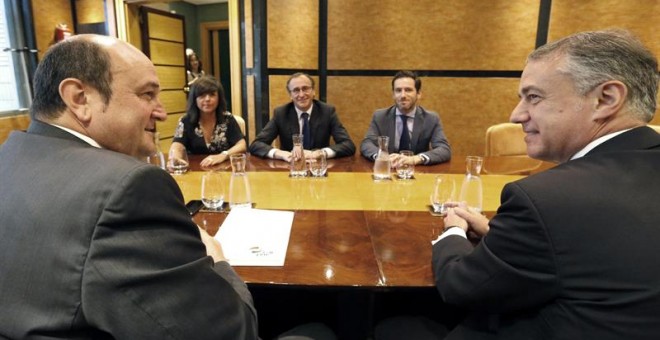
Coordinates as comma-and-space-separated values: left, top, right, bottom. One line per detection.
248, 72, 355, 161
0, 34, 258, 339
360, 70, 451, 166
433, 29, 660, 339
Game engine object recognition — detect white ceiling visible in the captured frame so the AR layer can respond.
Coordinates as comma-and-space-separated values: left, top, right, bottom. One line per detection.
182, 0, 227, 4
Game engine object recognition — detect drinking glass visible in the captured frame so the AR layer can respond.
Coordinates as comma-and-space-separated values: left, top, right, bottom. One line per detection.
146, 132, 166, 170
430, 175, 456, 215
396, 150, 414, 179
201, 171, 225, 211
308, 149, 328, 177
465, 156, 483, 176
167, 146, 189, 174
146, 152, 166, 170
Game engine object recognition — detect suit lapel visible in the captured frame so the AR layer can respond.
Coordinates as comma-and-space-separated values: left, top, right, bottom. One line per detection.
386, 107, 397, 152
411, 107, 423, 152
309, 101, 321, 146
287, 105, 300, 137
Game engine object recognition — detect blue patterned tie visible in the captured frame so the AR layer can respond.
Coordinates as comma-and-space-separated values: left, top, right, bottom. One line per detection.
302, 112, 311, 149
399, 115, 411, 151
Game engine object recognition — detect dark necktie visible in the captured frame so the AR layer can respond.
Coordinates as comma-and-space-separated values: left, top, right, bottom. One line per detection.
399, 115, 411, 151
301, 112, 311, 149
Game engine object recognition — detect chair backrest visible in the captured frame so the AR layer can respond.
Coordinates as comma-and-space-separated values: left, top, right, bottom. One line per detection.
648, 124, 660, 133
0, 114, 31, 144
484, 122, 527, 157
233, 114, 246, 135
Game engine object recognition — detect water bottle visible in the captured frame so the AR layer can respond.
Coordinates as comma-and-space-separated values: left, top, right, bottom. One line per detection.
373, 136, 391, 180
460, 156, 483, 213
290, 133, 308, 177
228, 153, 252, 209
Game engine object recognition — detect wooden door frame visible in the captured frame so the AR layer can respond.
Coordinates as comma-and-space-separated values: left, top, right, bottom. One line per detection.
200, 21, 242, 118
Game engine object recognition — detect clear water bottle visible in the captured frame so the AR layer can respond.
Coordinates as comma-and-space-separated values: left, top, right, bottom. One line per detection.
228, 153, 252, 209
373, 136, 391, 180
290, 133, 308, 177
146, 132, 166, 170
460, 156, 483, 213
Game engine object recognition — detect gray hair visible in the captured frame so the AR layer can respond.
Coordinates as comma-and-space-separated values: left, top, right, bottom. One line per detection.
286, 72, 315, 92
528, 29, 659, 122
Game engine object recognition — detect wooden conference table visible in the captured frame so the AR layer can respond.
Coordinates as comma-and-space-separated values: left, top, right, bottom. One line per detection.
172, 154, 553, 288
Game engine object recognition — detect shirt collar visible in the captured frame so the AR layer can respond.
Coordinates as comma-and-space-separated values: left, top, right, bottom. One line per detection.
295, 105, 313, 119
50, 123, 102, 148
570, 128, 632, 160
395, 106, 416, 118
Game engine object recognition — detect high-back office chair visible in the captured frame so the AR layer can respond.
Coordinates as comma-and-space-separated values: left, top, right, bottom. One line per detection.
233, 114, 246, 136
0, 115, 31, 144
484, 122, 527, 157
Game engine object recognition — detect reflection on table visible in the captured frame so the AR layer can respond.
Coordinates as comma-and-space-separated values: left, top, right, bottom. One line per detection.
171, 154, 554, 288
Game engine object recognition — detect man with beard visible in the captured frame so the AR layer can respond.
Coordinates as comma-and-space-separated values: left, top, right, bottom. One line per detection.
360, 70, 451, 166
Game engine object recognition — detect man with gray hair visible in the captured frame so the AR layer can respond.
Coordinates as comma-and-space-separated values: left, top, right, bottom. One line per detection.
429, 29, 660, 339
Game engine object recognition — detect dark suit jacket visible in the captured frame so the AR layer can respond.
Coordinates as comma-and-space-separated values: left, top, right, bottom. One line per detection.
0, 120, 258, 339
360, 105, 451, 164
249, 100, 356, 158
433, 126, 660, 339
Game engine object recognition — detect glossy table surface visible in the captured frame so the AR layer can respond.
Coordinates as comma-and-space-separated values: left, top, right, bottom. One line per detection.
172, 154, 554, 288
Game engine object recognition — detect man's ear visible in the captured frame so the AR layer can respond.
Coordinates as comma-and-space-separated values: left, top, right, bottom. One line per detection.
59, 78, 91, 123
592, 80, 627, 121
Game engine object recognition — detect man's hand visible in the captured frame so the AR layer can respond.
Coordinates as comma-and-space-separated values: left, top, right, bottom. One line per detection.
390, 153, 418, 168
274, 150, 293, 162
443, 207, 469, 233
451, 202, 490, 237
197, 226, 227, 262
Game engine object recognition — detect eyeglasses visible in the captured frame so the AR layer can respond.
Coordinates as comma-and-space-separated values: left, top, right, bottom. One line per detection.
289, 86, 313, 95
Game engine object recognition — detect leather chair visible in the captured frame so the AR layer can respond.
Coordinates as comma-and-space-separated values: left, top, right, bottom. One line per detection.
484, 122, 527, 157
233, 114, 246, 136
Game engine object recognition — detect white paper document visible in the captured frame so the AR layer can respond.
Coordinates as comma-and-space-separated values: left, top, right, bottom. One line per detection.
215, 208, 294, 266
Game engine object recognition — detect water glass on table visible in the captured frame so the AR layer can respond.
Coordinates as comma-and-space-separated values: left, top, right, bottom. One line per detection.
167, 146, 189, 174
308, 149, 328, 177
201, 171, 225, 211
396, 150, 415, 179
431, 174, 456, 216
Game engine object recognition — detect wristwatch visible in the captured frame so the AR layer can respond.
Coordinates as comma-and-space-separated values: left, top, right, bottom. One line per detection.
221, 151, 229, 156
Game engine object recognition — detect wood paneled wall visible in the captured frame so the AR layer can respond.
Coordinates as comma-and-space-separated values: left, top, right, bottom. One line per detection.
75, 0, 106, 24
326, 0, 538, 71
141, 9, 187, 152
258, 0, 660, 157
31, 0, 73, 60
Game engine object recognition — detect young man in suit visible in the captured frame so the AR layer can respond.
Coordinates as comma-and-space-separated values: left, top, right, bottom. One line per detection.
432, 29, 660, 339
360, 70, 452, 166
248, 72, 356, 162
0, 34, 258, 339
